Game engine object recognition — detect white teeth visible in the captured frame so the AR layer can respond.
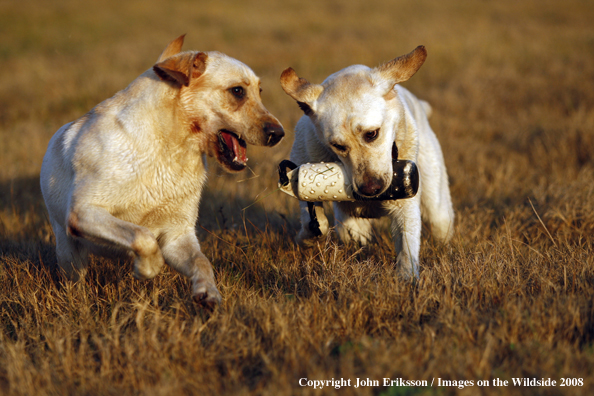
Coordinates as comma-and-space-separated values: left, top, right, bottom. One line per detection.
232, 156, 247, 164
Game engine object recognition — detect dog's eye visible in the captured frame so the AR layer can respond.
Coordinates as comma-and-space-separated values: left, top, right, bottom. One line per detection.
364, 129, 379, 143
230, 86, 245, 99
331, 142, 348, 153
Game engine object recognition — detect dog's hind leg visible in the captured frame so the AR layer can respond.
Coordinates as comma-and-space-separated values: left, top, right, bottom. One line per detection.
417, 132, 455, 243
334, 203, 373, 246
419, 164, 455, 243
160, 231, 222, 310
66, 206, 165, 280
54, 223, 90, 281
424, 195, 455, 243
389, 198, 422, 279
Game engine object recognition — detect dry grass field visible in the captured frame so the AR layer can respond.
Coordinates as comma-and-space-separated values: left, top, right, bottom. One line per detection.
1, 0, 594, 394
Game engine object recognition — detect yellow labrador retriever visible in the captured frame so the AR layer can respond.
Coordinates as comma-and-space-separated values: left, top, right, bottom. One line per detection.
40, 35, 284, 308
280, 46, 453, 278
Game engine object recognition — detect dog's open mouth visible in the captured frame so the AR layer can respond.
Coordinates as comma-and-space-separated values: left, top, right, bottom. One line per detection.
217, 130, 248, 171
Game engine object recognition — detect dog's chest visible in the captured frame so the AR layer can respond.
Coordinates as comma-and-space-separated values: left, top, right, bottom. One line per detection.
109, 153, 207, 224
335, 201, 393, 219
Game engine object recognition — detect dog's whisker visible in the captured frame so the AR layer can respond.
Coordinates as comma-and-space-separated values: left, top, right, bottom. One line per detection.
237, 166, 259, 183
236, 175, 260, 183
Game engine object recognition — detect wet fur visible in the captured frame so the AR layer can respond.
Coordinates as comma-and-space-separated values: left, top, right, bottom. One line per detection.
40, 35, 284, 309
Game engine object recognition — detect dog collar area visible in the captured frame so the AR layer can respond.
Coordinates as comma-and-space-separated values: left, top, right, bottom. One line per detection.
277, 159, 419, 202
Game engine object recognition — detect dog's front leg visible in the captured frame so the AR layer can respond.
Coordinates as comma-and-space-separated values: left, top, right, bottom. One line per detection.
67, 206, 165, 279
334, 203, 374, 246
389, 197, 422, 279
160, 232, 222, 309
296, 201, 329, 246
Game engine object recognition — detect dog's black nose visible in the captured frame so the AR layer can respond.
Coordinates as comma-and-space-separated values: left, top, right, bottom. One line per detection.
264, 122, 285, 146
357, 177, 385, 197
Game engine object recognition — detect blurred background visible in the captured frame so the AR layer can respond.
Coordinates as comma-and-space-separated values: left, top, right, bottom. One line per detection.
1, 0, 592, 224
1, 1, 594, 394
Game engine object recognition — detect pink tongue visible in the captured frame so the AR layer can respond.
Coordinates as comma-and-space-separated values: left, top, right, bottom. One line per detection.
222, 132, 247, 163
233, 137, 247, 163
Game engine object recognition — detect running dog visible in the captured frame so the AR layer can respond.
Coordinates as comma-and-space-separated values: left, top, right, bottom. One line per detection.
280, 46, 453, 278
40, 35, 284, 308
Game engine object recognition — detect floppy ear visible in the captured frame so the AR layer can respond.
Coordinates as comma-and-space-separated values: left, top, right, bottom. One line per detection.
373, 46, 427, 91
153, 52, 208, 87
280, 68, 324, 116
157, 34, 186, 62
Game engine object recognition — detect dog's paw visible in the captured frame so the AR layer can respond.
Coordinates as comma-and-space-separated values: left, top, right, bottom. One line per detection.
396, 255, 419, 281
60, 265, 88, 283
296, 229, 324, 248
192, 282, 222, 311
133, 250, 165, 280
337, 229, 372, 247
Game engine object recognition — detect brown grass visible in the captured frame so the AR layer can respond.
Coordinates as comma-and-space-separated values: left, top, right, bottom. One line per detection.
1, 0, 594, 395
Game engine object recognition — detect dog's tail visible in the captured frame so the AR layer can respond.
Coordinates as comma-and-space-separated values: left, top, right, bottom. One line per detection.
420, 100, 432, 118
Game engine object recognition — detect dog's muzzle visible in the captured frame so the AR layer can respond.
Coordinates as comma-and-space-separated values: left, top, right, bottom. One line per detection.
355, 176, 386, 198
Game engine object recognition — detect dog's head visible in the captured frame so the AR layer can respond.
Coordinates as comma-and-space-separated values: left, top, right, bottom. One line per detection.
153, 35, 284, 172
280, 46, 426, 197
